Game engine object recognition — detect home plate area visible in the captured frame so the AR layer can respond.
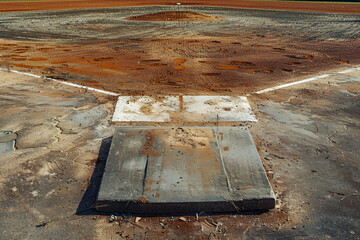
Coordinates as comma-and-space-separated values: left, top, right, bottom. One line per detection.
96, 95, 275, 214
112, 95, 257, 123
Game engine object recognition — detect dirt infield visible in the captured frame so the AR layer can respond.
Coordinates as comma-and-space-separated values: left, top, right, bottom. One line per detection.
0, 6, 359, 96
0, 2, 360, 240
1, 0, 360, 14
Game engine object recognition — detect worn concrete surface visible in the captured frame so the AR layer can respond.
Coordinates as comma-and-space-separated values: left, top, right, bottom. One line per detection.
0, 70, 116, 239
112, 96, 257, 123
96, 127, 275, 214
0, 67, 359, 238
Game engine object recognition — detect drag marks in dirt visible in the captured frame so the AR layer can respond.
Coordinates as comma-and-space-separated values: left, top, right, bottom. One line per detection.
0, 38, 358, 96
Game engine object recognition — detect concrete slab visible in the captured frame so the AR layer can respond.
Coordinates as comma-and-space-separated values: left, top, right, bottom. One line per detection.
112, 96, 179, 122
96, 127, 275, 214
183, 96, 257, 122
112, 96, 257, 123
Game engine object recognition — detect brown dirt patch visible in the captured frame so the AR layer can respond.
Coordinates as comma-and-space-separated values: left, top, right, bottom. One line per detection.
126, 11, 225, 22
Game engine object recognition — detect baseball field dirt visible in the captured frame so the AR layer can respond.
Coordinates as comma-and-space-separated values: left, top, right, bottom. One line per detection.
0, 1, 359, 239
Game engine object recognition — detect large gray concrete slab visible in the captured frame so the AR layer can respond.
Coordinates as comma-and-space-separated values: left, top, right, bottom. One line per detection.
96, 127, 275, 214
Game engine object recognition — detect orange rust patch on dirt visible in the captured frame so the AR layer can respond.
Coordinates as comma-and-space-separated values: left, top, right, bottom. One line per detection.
82, 80, 99, 83
245, 69, 257, 73
12, 63, 33, 68
174, 65, 185, 70
126, 11, 225, 22
216, 65, 239, 70
28, 57, 48, 61
174, 58, 186, 64
202, 87, 214, 92
0, 54, 19, 58
264, 69, 274, 73
100, 65, 127, 71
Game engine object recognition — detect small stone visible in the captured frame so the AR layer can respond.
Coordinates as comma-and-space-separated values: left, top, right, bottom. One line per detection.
109, 215, 116, 223
179, 217, 187, 222
350, 230, 355, 235
135, 217, 141, 223
292, 226, 297, 229
31, 190, 38, 197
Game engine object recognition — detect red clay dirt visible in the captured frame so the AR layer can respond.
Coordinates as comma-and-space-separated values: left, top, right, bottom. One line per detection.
1, 0, 360, 14
1, 37, 359, 96
126, 11, 225, 22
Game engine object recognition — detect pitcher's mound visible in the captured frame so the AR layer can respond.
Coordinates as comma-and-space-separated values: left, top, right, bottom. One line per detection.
126, 11, 225, 22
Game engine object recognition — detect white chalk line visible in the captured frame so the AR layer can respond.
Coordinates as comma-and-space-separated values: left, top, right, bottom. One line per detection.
255, 67, 360, 94
0, 68, 120, 96
2, 66, 359, 96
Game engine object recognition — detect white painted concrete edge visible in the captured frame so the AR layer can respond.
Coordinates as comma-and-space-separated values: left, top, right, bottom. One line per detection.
0, 68, 120, 96
255, 67, 360, 94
